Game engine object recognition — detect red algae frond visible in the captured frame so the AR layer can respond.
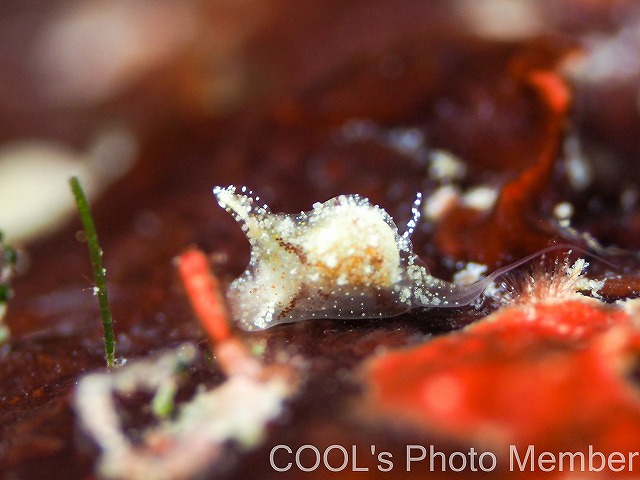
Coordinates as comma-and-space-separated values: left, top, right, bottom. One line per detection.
176, 248, 230, 344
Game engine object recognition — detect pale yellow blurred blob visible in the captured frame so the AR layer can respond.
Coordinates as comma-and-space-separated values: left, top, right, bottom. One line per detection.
0, 127, 137, 243
31, 0, 199, 106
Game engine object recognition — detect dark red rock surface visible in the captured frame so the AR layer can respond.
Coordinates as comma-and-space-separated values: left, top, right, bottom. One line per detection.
2, 1, 640, 479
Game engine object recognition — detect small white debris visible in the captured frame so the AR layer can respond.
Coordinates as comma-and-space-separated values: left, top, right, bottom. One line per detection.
423, 185, 461, 221
338, 120, 427, 163
566, 155, 593, 191
31, 0, 198, 106
462, 185, 499, 211
453, 262, 488, 285
75, 343, 292, 480
574, 269, 606, 299
566, 21, 640, 85
621, 187, 639, 212
564, 136, 593, 191
619, 297, 640, 322
386, 128, 425, 156
0, 142, 93, 242
428, 149, 467, 182
553, 201, 574, 227
453, 262, 505, 301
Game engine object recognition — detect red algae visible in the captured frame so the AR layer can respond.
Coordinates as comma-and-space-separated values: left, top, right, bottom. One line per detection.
177, 248, 231, 343
433, 45, 575, 266
363, 285, 640, 470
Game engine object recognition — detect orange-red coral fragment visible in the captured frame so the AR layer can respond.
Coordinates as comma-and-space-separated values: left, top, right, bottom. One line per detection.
177, 248, 230, 343
177, 248, 264, 377
363, 292, 640, 466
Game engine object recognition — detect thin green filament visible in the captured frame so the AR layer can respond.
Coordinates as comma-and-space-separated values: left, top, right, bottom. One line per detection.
69, 177, 115, 367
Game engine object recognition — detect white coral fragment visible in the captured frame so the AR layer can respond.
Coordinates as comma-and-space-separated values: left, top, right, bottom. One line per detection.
453, 262, 488, 286
75, 343, 291, 480
423, 185, 461, 221
462, 185, 499, 211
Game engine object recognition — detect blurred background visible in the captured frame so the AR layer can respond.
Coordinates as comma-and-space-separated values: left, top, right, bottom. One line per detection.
2, 0, 640, 245
4, 2, 640, 479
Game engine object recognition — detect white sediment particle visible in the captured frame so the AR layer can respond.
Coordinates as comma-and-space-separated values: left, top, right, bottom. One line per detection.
0, 127, 137, 242
75, 344, 290, 480
428, 149, 467, 182
566, 20, 640, 85
339, 120, 428, 163
462, 185, 499, 211
574, 276, 606, 298
620, 187, 639, 212
453, 262, 488, 285
423, 185, 461, 221
386, 127, 425, 156
553, 201, 574, 227
32, 0, 199, 106
553, 201, 573, 219
454, 0, 545, 40
566, 154, 592, 191
563, 136, 593, 191
619, 297, 640, 324
453, 262, 506, 299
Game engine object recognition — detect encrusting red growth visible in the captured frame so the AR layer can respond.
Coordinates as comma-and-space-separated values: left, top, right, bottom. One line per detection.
362, 262, 640, 473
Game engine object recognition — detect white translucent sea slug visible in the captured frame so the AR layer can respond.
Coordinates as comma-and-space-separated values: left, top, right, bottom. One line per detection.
214, 186, 563, 331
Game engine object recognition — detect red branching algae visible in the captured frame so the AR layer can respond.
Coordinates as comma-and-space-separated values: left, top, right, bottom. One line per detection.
433, 47, 574, 266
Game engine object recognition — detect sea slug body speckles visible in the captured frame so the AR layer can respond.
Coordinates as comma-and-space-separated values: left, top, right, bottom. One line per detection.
213, 186, 445, 330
